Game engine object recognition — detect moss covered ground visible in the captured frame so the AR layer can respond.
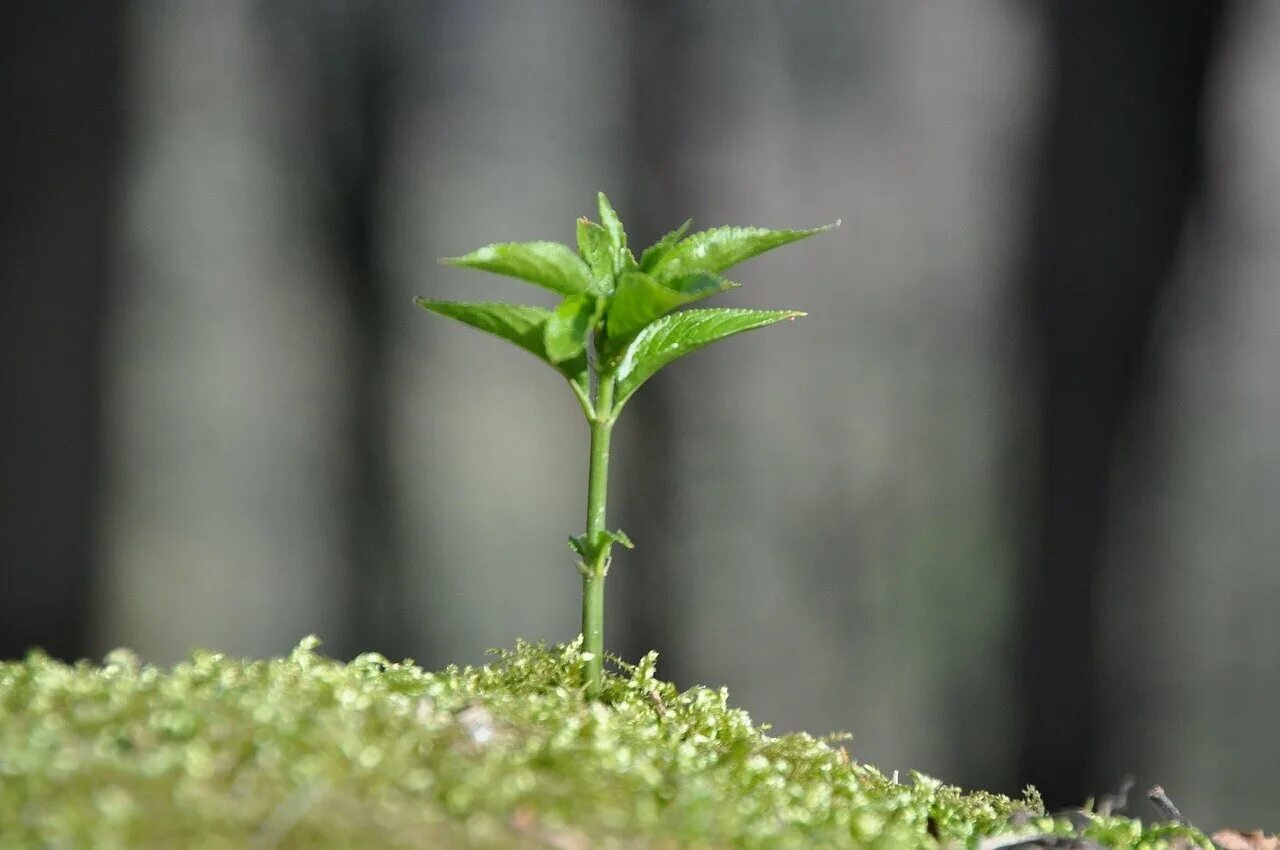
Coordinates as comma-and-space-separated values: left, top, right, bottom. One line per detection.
0, 638, 1208, 849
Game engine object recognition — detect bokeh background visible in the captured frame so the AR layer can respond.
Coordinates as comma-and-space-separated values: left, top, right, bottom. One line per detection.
4, 0, 1277, 827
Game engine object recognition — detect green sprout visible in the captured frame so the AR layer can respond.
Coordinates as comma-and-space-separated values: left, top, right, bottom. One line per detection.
416, 193, 836, 698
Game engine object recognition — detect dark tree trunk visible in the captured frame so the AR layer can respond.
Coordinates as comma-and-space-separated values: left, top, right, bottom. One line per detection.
318, 11, 407, 661
262, 2, 414, 660
1013, 0, 1230, 807
612, 0, 700, 681
0, 2, 126, 661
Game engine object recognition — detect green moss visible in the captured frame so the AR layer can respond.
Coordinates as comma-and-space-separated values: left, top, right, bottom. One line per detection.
0, 639, 1207, 849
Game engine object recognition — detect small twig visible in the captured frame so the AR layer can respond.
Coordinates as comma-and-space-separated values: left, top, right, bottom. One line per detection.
646, 688, 667, 720
1147, 785, 1193, 829
1097, 775, 1134, 817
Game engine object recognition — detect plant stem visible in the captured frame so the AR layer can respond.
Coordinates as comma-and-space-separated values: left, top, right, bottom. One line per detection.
581, 571, 605, 695
581, 374, 615, 699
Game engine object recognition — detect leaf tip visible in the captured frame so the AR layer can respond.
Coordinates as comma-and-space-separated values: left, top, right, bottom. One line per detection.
441, 245, 498, 266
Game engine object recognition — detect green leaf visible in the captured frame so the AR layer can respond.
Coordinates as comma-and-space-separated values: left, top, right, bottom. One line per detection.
613, 307, 804, 408
576, 219, 613, 290
604, 529, 634, 549
619, 248, 639, 275
414, 298, 588, 390
544, 293, 599, 364
594, 192, 641, 281
650, 222, 839, 285
638, 219, 692, 273
442, 241, 592, 297
604, 271, 736, 344
596, 192, 629, 275
665, 270, 740, 297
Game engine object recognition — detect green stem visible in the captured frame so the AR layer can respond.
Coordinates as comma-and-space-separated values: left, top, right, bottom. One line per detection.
581, 571, 605, 695
581, 374, 615, 699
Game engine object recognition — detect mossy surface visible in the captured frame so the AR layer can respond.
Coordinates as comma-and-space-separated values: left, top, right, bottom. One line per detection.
0, 639, 1206, 849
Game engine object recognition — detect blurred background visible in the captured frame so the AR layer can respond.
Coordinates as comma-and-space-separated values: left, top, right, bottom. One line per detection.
3, 0, 1277, 827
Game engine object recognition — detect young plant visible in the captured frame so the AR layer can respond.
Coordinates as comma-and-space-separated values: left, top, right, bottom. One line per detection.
416, 193, 836, 698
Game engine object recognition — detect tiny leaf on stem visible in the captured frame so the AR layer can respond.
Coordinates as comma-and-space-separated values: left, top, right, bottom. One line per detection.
613, 307, 805, 409
443, 241, 593, 297
604, 529, 635, 549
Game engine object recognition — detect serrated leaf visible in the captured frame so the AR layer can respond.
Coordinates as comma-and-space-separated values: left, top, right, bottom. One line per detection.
604, 271, 735, 344
650, 222, 839, 285
665, 270, 740, 297
414, 298, 587, 390
597, 192, 627, 271
638, 219, 693, 273
544, 293, 599, 364
576, 219, 613, 290
443, 241, 592, 297
613, 308, 804, 408
620, 248, 639, 275
597, 192, 626, 252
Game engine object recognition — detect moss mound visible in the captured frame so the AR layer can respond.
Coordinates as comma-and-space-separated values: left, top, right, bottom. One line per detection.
0, 638, 1205, 849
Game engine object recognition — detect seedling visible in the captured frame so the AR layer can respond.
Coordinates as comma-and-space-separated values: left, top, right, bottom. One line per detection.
416, 193, 836, 697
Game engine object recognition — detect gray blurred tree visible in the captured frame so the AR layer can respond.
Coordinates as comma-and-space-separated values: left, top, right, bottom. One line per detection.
260, 1, 425, 660
1013, 0, 1232, 807
612, 0, 702, 683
